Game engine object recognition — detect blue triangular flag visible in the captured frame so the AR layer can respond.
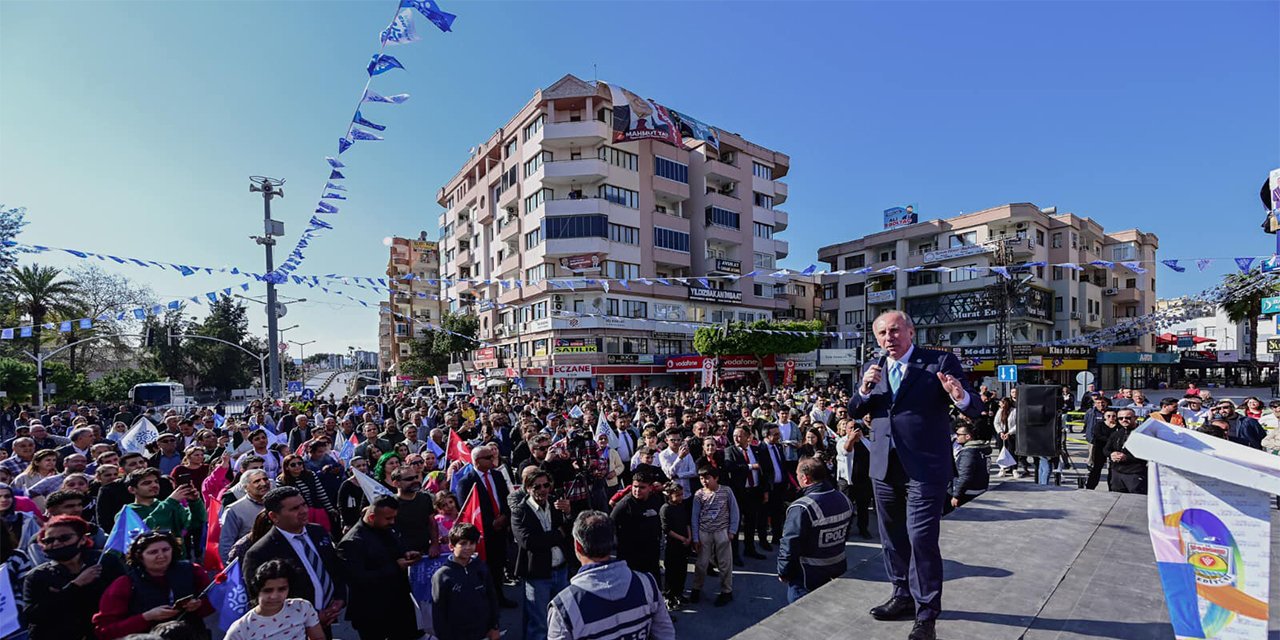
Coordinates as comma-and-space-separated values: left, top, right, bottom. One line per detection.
362, 89, 411, 104
1121, 261, 1147, 274
59, 320, 72, 333
800, 264, 816, 276
402, 0, 456, 32
1235, 257, 1255, 272
316, 202, 338, 214
1196, 259, 1212, 271
104, 506, 151, 555
322, 192, 347, 200
308, 216, 333, 230
337, 138, 352, 154
325, 182, 347, 191
326, 156, 344, 169
353, 110, 386, 132
367, 54, 405, 76
350, 128, 384, 141
1161, 260, 1186, 273
381, 8, 422, 46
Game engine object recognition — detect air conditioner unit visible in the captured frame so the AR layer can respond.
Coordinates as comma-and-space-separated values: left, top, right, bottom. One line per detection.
505, 206, 516, 215
1070, 312, 1081, 320
720, 151, 736, 164
552, 294, 564, 303
1103, 288, 1118, 296
1015, 222, 1027, 230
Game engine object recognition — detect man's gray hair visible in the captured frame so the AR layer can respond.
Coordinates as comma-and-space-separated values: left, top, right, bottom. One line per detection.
873, 309, 915, 329
572, 510, 615, 559
240, 468, 269, 483
69, 427, 95, 441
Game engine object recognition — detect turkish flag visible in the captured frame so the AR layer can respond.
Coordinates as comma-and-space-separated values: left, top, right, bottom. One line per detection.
447, 430, 473, 464
203, 493, 224, 572
458, 481, 487, 562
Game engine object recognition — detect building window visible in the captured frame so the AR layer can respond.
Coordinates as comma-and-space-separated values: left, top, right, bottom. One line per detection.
1112, 243, 1137, 262
1035, 230, 1045, 246
754, 252, 775, 270
907, 271, 938, 286
521, 114, 545, 141
846, 310, 864, 327
603, 260, 639, 280
844, 255, 865, 270
753, 222, 774, 239
608, 223, 639, 245
598, 184, 639, 209
1071, 297, 1078, 313
752, 162, 773, 180
654, 339, 683, 355
753, 283, 774, 298
654, 227, 690, 252
503, 139, 517, 159
844, 282, 865, 297
753, 192, 774, 209
544, 214, 607, 239
878, 249, 897, 262
1052, 232, 1062, 248
599, 146, 638, 171
654, 156, 688, 183
1055, 296, 1063, 312
706, 206, 740, 229
822, 283, 837, 300
949, 231, 977, 248
524, 263, 552, 284
523, 151, 551, 178
524, 228, 542, 249
949, 264, 978, 283
523, 188, 552, 213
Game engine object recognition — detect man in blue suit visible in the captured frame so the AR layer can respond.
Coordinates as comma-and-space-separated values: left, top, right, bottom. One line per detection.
847, 311, 982, 640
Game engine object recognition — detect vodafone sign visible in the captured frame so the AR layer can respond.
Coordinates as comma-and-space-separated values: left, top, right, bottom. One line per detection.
665, 355, 776, 372
551, 364, 593, 379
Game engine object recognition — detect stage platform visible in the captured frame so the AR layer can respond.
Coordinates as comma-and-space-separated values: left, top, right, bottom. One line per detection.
732, 482, 1280, 640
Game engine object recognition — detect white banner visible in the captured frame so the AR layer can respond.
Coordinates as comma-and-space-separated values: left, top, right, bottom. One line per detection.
701, 358, 716, 388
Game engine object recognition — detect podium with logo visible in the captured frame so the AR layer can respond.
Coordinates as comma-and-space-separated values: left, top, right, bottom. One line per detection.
1126, 419, 1280, 639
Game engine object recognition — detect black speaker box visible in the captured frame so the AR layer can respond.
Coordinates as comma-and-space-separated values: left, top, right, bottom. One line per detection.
1014, 384, 1060, 458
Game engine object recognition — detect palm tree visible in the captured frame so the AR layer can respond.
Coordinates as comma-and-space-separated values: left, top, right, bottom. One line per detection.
1219, 268, 1280, 366
4, 265, 81, 357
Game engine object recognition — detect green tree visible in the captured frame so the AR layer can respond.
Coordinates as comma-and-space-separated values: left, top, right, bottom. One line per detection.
143, 310, 193, 382
0, 358, 36, 401
89, 366, 164, 402
1219, 268, 1280, 364
5, 264, 81, 357
398, 311, 480, 382
694, 319, 825, 390
64, 264, 156, 374
188, 297, 258, 393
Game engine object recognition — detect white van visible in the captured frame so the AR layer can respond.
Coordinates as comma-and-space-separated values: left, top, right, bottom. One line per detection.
130, 382, 189, 410
415, 383, 460, 399
361, 384, 382, 399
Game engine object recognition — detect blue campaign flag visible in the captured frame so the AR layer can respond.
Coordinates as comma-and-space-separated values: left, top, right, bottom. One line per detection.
79, 318, 92, 329
338, 137, 352, 154
381, 8, 421, 46
330, 170, 345, 180
132, 309, 146, 320
208, 559, 249, 631
1235, 257, 1255, 272
325, 182, 347, 191
316, 202, 339, 214
213, 413, 226, 429
353, 110, 386, 132
322, 192, 347, 200
362, 89, 410, 104
401, 0, 455, 32
325, 156, 344, 169
449, 463, 473, 497
367, 53, 405, 76
1, 329, 13, 340
350, 128, 384, 141
104, 506, 151, 555
409, 555, 451, 602
19, 326, 32, 338
1161, 260, 1186, 273
59, 321, 72, 333
308, 216, 333, 230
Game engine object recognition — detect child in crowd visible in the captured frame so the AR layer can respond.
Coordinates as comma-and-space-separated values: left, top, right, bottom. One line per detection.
432, 523, 500, 640
660, 481, 692, 609
226, 559, 325, 640
433, 491, 459, 548
690, 465, 739, 607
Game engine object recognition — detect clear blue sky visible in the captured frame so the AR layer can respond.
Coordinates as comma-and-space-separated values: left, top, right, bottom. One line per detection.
2, 1, 1277, 357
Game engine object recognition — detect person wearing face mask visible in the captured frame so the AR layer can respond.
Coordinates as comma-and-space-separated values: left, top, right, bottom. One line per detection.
22, 515, 127, 640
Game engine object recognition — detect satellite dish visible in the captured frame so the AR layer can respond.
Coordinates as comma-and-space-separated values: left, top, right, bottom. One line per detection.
274, 302, 288, 319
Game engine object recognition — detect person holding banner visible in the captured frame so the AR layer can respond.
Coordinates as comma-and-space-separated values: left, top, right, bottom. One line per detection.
22, 515, 127, 640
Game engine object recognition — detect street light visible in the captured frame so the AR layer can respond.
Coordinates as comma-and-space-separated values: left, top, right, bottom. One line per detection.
249, 175, 285, 398
296, 339, 316, 373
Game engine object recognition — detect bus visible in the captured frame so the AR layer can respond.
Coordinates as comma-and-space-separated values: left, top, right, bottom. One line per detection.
129, 382, 189, 410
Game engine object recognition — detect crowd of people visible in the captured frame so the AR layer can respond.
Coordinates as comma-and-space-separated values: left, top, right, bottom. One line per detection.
0, 366, 1276, 640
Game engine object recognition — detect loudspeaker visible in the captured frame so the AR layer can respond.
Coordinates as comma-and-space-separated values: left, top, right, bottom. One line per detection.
1014, 384, 1060, 458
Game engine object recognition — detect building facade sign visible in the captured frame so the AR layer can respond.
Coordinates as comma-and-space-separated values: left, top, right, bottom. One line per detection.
713, 258, 742, 274
866, 289, 897, 304
687, 287, 743, 303
819, 349, 860, 366
554, 338, 597, 353
551, 364, 593, 378
907, 288, 1053, 326
922, 244, 992, 263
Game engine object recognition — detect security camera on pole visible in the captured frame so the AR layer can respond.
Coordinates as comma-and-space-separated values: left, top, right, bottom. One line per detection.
249, 175, 285, 398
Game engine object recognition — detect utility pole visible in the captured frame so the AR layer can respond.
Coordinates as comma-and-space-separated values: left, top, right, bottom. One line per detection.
988, 239, 1015, 395
250, 176, 285, 398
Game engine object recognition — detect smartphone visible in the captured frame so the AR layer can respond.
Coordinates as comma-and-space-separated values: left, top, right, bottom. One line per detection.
172, 595, 194, 608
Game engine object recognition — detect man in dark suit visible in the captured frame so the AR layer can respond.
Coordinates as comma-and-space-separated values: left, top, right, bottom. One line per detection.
759, 424, 789, 547
511, 469, 573, 640
337, 495, 421, 640
244, 486, 348, 631
455, 443, 517, 607
847, 311, 982, 640
724, 426, 768, 560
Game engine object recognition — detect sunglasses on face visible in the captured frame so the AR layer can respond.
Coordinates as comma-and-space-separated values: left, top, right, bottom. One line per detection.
531, 482, 552, 490
287, 462, 303, 468
400, 476, 420, 483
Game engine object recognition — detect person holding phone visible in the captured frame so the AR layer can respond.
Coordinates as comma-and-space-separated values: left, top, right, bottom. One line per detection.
92, 531, 214, 639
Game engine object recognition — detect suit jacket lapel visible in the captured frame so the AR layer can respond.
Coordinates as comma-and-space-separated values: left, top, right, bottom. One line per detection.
892, 354, 926, 405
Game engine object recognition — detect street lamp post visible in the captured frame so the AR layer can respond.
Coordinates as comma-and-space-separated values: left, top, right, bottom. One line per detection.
250, 176, 285, 398
171, 332, 270, 400
24, 333, 147, 409
296, 339, 316, 376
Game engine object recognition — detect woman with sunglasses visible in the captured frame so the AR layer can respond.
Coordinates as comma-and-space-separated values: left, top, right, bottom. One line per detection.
278, 453, 339, 532
22, 515, 127, 640
93, 531, 215, 640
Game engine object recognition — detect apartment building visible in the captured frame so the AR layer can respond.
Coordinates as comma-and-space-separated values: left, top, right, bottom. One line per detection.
434, 74, 791, 389
378, 233, 444, 381
817, 203, 1159, 385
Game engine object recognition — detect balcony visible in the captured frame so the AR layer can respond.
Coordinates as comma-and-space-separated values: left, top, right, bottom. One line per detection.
774, 238, 790, 259
1106, 287, 1142, 304
704, 221, 743, 245
752, 205, 787, 233
705, 157, 739, 183
543, 120, 610, 144
774, 181, 788, 205
542, 158, 608, 185
545, 196, 607, 217
545, 235, 611, 257
497, 217, 521, 242
497, 182, 520, 212
652, 175, 690, 202
773, 208, 789, 231
497, 252, 521, 276
455, 246, 472, 266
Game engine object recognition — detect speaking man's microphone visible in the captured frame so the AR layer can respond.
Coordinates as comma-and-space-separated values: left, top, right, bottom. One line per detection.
860, 347, 889, 395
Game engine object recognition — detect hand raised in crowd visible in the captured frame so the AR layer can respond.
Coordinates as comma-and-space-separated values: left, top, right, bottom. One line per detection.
554, 497, 571, 514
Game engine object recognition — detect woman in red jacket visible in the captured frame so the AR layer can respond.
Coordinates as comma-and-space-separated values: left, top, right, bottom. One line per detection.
92, 531, 215, 639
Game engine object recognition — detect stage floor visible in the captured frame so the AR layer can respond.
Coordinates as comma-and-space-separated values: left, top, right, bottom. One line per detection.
732, 482, 1280, 640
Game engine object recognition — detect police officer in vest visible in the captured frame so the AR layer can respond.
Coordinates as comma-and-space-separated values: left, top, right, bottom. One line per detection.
547, 510, 675, 640
777, 457, 854, 603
